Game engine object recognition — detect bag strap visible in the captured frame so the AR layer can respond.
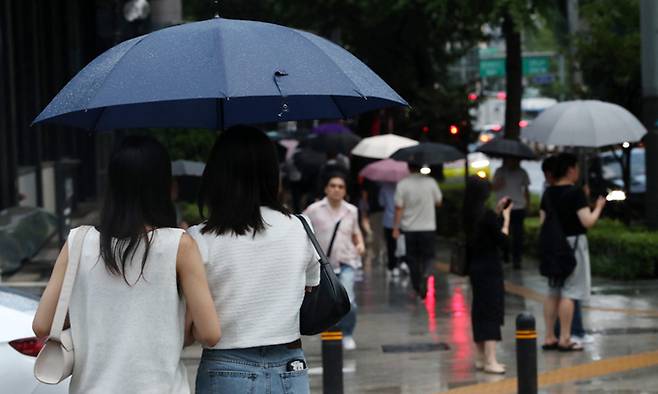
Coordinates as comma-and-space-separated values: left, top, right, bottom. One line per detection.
50, 225, 92, 341
294, 214, 331, 266
326, 220, 341, 258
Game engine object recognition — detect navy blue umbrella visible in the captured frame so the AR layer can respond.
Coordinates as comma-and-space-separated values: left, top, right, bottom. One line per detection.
33, 18, 407, 131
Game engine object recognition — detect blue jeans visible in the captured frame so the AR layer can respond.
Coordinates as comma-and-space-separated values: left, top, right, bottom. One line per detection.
195, 345, 309, 394
336, 263, 357, 337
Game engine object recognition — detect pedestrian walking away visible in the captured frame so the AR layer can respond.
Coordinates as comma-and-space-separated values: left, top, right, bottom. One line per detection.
392, 164, 443, 299
32, 136, 220, 394
305, 173, 365, 351
379, 182, 400, 277
493, 157, 530, 269
464, 176, 511, 374
540, 153, 605, 352
189, 126, 320, 394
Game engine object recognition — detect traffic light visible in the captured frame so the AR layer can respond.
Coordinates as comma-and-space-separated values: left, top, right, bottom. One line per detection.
449, 124, 459, 135
422, 125, 430, 134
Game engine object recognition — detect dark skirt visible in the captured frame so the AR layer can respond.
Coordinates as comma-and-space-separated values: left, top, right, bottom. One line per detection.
469, 255, 504, 342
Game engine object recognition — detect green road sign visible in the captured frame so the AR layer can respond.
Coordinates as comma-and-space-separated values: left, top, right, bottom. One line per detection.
479, 55, 551, 77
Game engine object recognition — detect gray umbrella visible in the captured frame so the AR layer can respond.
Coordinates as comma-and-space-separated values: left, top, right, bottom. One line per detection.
390, 142, 464, 166
522, 100, 647, 147
171, 160, 205, 177
476, 138, 537, 160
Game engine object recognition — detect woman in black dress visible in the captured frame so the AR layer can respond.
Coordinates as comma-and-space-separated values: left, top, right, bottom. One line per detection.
464, 176, 511, 374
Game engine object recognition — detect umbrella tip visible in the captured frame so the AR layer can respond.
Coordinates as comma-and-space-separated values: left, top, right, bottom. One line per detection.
213, 0, 220, 18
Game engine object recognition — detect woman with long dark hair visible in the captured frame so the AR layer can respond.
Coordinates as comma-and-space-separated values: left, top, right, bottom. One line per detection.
463, 176, 511, 374
33, 136, 220, 393
189, 125, 319, 394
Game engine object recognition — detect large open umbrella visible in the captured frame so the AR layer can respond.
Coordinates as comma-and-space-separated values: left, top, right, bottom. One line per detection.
351, 134, 418, 159
476, 138, 537, 160
33, 18, 407, 131
304, 132, 361, 155
522, 100, 647, 147
391, 143, 464, 166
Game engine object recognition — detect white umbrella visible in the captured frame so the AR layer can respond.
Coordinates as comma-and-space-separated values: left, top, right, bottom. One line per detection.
351, 134, 418, 159
522, 100, 647, 147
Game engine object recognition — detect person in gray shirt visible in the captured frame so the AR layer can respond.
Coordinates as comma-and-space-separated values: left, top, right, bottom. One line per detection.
493, 158, 530, 269
392, 164, 442, 299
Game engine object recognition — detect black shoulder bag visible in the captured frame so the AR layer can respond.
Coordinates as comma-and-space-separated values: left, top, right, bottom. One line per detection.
538, 190, 579, 287
295, 215, 351, 335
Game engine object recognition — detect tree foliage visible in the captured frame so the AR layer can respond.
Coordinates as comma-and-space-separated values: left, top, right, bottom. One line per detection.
575, 0, 641, 115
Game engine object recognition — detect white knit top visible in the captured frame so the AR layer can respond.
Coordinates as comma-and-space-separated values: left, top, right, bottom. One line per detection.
188, 208, 320, 349
68, 227, 189, 394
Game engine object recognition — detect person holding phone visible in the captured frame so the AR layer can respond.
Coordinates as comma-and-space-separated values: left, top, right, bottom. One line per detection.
493, 157, 530, 269
464, 176, 511, 374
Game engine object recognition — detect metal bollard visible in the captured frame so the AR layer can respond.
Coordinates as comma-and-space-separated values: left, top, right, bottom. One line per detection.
320, 329, 344, 394
516, 312, 538, 394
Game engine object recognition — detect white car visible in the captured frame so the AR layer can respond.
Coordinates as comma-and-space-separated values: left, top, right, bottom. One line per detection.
0, 287, 68, 393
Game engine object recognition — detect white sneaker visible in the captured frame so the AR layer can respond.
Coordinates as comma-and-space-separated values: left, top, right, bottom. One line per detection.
343, 336, 356, 350
399, 262, 410, 275
572, 334, 595, 344
391, 268, 400, 277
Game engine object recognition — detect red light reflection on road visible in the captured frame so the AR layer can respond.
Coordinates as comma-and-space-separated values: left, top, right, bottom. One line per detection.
424, 275, 437, 337
450, 286, 472, 380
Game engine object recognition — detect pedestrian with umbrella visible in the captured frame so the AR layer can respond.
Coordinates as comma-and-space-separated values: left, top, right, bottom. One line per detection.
390, 143, 463, 298
477, 139, 537, 270
523, 100, 646, 349
359, 159, 410, 277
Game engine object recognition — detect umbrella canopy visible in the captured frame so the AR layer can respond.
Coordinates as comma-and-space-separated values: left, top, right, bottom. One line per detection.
359, 159, 409, 183
476, 138, 537, 160
293, 149, 327, 175
522, 100, 647, 148
390, 142, 464, 166
351, 134, 418, 159
305, 132, 361, 155
172, 160, 205, 177
33, 18, 407, 131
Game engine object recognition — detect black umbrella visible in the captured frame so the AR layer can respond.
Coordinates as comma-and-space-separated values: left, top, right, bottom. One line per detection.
476, 138, 537, 160
390, 142, 464, 166
305, 133, 362, 155
293, 149, 327, 175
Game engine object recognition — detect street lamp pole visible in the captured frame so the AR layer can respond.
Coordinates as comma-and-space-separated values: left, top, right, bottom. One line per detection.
640, 0, 658, 228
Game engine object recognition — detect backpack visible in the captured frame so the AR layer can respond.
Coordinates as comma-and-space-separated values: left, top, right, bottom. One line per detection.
538, 189, 579, 286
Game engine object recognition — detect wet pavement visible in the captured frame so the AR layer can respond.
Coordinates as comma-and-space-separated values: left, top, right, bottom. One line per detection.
297, 239, 658, 393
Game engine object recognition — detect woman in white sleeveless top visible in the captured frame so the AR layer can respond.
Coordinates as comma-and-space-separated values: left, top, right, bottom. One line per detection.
33, 136, 221, 393
189, 125, 320, 394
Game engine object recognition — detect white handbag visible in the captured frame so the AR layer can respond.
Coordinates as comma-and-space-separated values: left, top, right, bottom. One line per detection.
34, 226, 91, 384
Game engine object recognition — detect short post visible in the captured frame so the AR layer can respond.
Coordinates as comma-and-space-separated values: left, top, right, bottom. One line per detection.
321, 329, 344, 394
516, 312, 538, 394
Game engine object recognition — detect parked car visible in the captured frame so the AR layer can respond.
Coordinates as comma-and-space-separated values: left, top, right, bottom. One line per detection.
0, 287, 68, 393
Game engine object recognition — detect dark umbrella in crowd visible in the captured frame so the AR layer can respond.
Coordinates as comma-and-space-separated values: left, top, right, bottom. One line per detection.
476, 138, 537, 160
33, 18, 407, 130
304, 132, 362, 155
312, 122, 352, 134
391, 142, 464, 166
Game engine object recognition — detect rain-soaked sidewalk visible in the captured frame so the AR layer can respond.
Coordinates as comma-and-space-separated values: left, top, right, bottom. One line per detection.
299, 238, 658, 393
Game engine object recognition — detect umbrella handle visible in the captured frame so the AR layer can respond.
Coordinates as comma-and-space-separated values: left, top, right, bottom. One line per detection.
274, 70, 289, 118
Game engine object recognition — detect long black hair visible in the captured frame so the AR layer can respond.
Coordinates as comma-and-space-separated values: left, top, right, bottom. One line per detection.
199, 125, 289, 236
99, 135, 176, 284
463, 176, 492, 246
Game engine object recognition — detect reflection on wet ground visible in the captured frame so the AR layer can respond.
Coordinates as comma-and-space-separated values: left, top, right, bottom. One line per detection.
303, 239, 658, 393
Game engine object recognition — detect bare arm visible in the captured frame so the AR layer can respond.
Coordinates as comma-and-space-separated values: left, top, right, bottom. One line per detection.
33, 242, 70, 337
352, 230, 365, 255
392, 206, 404, 239
577, 197, 606, 229
177, 234, 221, 347
539, 209, 546, 225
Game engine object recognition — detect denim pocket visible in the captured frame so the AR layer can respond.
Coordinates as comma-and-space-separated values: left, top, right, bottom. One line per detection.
207, 370, 258, 394
279, 369, 310, 394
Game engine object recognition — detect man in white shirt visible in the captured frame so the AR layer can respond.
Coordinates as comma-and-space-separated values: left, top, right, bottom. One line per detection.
493, 158, 530, 269
304, 173, 365, 350
392, 164, 442, 299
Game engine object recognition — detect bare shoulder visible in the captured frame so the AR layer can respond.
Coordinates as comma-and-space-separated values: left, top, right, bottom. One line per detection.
178, 233, 200, 257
